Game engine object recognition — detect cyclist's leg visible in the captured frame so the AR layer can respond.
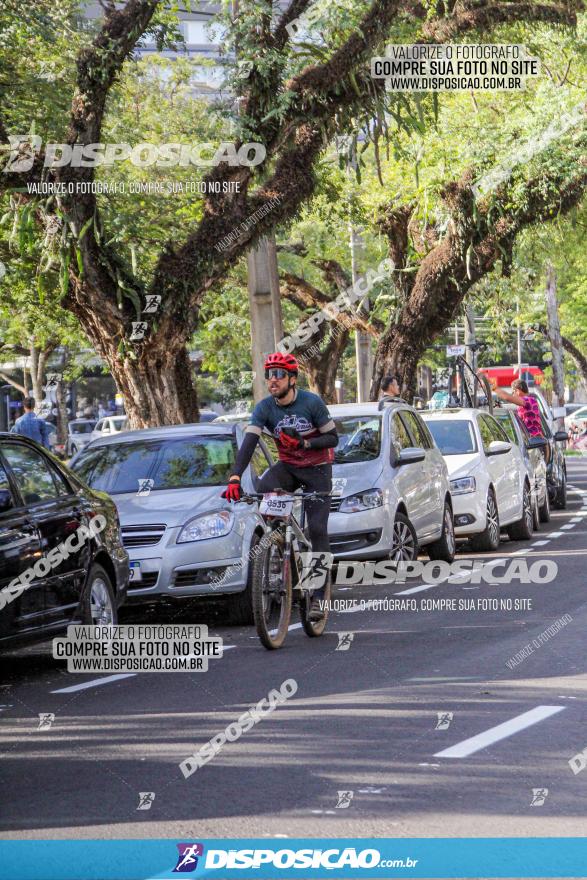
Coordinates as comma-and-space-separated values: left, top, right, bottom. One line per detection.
257, 461, 298, 494
288, 462, 332, 601
292, 462, 332, 551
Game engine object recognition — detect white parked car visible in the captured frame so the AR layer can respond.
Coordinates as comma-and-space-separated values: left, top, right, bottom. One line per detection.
565, 404, 587, 431
88, 415, 128, 445
327, 401, 455, 562
422, 408, 534, 550
492, 407, 549, 526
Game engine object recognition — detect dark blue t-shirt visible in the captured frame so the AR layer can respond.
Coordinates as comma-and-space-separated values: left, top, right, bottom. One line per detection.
249, 389, 334, 466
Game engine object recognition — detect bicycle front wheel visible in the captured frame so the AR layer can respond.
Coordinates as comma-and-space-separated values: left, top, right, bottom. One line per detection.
299, 573, 331, 638
252, 529, 292, 649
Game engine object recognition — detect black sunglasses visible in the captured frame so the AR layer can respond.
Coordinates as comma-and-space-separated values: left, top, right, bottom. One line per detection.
265, 368, 289, 380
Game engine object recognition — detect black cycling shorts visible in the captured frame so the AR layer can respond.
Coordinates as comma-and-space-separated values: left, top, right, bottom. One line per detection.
257, 461, 332, 554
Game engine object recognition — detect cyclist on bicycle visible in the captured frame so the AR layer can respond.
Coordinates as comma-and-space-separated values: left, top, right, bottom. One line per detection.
222, 352, 338, 620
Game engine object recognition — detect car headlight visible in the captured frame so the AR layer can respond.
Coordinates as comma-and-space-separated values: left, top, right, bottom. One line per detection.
450, 476, 476, 495
338, 489, 383, 513
177, 510, 234, 543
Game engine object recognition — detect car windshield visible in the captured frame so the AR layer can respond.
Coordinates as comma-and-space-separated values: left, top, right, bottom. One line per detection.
425, 419, 478, 454
71, 422, 95, 434
71, 436, 236, 494
333, 416, 382, 463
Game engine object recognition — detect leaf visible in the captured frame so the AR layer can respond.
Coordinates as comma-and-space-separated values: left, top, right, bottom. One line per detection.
78, 215, 93, 242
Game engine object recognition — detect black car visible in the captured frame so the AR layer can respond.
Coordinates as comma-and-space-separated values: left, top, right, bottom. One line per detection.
0, 433, 128, 651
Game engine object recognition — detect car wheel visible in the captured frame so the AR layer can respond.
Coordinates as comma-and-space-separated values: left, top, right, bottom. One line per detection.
507, 483, 533, 541
538, 487, 551, 523
390, 512, 418, 562
553, 469, 567, 510
532, 492, 540, 531
81, 564, 117, 626
470, 490, 500, 552
426, 500, 456, 563
225, 533, 258, 625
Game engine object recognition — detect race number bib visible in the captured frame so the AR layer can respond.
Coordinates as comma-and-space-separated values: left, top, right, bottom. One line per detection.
259, 493, 295, 518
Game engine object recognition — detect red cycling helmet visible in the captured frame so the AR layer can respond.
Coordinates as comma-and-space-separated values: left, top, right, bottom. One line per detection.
264, 352, 299, 375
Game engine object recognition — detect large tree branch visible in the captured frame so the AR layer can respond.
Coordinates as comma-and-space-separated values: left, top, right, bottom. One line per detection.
534, 323, 587, 382
273, 0, 316, 49
281, 271, 384, 336
0, 371, 26, 395
423, 1, 580, 41
371, 139, 587, 397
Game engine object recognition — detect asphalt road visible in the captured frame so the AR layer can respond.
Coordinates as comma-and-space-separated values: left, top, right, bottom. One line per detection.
1, 459, 587, 840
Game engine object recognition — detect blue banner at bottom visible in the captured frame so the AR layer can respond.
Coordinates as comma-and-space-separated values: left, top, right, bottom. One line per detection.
0, 838, 586, 880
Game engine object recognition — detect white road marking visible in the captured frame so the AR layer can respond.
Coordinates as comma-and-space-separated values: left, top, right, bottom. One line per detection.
397, 583, 437, 596
434, 705, 565, 759
51, 673, 136, 694
560, 524, 575, 530
547, 532, 563, 538
570, 517, 584, 523
531, 540, 550, 547
267, 622, 303, 636
396, 564, 489, 596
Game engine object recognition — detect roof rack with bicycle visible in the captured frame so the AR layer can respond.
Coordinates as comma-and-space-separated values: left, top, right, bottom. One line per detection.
428, 342, 494, 414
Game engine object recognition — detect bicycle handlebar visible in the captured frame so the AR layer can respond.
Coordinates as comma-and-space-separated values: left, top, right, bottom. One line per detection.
239, 490, 332, 504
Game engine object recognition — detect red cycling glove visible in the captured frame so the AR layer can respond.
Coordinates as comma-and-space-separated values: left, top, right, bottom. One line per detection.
222, 476, 242, 502
278, 428, 304, 450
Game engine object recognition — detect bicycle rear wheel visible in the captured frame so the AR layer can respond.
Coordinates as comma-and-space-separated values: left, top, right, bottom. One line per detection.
252, 529, 292, 649
299, 574, 331, 638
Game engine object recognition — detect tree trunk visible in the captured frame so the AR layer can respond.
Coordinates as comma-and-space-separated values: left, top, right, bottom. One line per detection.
370, 325, 424, 402
104, 338, 199, 428
298, 324, 350, 403
29, 343, 43, 404
544, 262, 565, 428
56, 379, 68, 451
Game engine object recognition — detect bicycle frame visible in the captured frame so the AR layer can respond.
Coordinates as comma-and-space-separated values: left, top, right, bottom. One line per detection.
245, 491, 326, 594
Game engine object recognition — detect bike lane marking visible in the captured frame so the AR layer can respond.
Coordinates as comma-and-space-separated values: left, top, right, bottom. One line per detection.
51, 673, 136, 694
433, 705, 565, 758
51, 647, 238, 692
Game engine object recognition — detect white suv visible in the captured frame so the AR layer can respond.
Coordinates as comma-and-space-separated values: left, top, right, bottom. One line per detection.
328, 401, 455, 562
422, 408, 533, 550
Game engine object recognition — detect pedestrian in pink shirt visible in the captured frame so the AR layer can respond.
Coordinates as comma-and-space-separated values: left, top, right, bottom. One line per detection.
490, 378, 544, 437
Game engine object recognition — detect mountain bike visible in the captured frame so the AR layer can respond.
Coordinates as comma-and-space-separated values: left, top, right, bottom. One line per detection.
240, 490, 333, 650
447, 344, 494, 413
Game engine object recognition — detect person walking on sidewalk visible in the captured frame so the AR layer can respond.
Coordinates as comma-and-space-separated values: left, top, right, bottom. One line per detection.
10, 397, 52, 449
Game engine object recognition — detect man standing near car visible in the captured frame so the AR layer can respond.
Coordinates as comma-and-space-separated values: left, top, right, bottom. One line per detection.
10, 397, 52, 449
378, 374, 402, 410
221, 352, 338, 620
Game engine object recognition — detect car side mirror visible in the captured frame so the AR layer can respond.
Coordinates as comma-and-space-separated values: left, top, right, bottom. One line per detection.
0, 489, 13, 513
487, 440, 511, 456
397, 446, 426, 465
554, 430, 569, 443
527, 436, 547, 449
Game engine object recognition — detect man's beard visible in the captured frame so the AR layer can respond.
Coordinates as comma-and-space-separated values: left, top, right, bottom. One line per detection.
271, 381, 293, 400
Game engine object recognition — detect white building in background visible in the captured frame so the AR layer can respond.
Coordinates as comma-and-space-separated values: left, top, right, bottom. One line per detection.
82, 2, 229, 95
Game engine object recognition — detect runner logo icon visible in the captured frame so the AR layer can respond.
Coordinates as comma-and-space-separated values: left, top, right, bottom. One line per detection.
173, 843, 204, 872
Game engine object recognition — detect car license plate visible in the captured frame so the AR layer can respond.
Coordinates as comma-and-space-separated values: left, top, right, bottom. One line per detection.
129, 561, 142, 582
259, 493, 295, 518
